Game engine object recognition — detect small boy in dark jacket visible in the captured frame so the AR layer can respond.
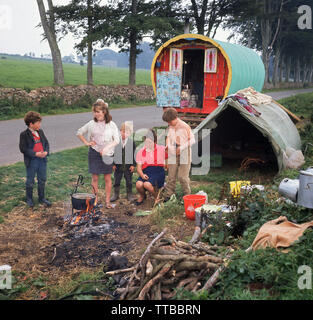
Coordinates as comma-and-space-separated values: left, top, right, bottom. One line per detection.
19, 111, 51, 208
111, 122, 136, 202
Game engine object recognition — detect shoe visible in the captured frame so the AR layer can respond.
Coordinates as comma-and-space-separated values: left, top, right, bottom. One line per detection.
26, 186, 34, 208
135, 193, 146, 206
38, 183, 52, 207
39, 198, 52, 207
126, 187, 135, 202
110, 187, 120, 202
127, 193, 136, 201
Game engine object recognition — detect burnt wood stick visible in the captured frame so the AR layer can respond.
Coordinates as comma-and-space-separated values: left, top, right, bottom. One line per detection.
138, 262, 174, 300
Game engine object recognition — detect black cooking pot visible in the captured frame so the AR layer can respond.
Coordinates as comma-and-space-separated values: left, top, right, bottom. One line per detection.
71, 193, 96, 210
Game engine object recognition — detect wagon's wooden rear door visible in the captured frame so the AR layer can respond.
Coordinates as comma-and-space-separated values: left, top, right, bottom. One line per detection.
203, 49, 229, 113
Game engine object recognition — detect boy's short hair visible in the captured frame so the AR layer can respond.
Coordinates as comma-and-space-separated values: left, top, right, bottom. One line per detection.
121, 121, 133, 134
24, 111, 42, 127
162, 108, 178, 123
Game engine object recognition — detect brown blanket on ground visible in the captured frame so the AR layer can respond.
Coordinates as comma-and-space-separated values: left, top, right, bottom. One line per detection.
251, 216, 313, 250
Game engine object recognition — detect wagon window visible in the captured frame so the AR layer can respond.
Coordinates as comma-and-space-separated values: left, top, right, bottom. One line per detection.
182, 49, 204, 108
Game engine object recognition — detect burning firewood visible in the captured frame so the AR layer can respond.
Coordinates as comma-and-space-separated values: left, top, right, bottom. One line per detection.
111, 230, 226, 300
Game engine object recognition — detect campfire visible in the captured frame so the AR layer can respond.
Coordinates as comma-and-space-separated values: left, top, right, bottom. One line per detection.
69, 197, 99, 226
66, 175, 101, 226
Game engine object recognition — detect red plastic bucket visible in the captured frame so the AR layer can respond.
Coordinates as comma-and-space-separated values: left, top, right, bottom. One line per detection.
183, 194, 207, 220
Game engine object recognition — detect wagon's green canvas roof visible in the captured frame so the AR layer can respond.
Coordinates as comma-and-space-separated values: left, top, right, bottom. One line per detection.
214, 39, 265, 94
193, 98, 302, 173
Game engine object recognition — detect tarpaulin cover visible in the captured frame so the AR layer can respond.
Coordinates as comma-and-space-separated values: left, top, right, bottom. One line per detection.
193, 97, 302, 173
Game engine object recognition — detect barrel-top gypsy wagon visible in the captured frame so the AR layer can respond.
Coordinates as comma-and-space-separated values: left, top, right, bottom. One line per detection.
151, 33, 265, 127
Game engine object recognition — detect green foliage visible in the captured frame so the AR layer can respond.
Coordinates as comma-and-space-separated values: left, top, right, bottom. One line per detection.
279, 92, 313, 119
54, 271, 115, 300
37, 95, 66, 113
204, 189, 313, 300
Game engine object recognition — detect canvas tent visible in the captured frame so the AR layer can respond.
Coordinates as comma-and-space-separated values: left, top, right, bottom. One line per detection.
193, 97, 302, 173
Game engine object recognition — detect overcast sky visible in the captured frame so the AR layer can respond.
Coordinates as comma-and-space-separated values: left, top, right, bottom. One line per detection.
0, 0, 231, 57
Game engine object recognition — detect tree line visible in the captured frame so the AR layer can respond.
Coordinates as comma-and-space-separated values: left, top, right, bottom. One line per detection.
37, 0, 313, 88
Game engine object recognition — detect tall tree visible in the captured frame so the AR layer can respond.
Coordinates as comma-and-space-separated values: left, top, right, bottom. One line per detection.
54, 0, 109, 85
108, 0, 183, 85
225, 0, 286, 84
37, 0, 64, 85
147, 0, 185, 50
189, 0, 230, 37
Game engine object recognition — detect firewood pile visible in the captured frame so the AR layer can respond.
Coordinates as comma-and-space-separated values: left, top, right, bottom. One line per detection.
106, 228, 227, 300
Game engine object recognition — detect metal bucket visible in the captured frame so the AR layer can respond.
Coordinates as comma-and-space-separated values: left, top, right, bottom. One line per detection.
305, 167, 313, 174
278, 178, 299, 202
298, 170, 313, 209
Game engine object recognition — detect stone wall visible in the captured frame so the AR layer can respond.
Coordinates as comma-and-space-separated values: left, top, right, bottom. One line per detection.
0, 85, 155, 105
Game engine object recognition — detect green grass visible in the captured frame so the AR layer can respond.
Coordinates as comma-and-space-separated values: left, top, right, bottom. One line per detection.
0, 55, 151, 89
279, 92, 313, 119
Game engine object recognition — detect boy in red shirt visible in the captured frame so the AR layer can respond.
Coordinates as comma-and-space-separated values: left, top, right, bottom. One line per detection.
19, 111, 51, 208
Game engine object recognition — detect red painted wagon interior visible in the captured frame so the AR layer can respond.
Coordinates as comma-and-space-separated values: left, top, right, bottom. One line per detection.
154, 39, 229, 115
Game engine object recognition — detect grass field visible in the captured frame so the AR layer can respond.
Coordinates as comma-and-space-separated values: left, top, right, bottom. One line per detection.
0, 55, 152, 89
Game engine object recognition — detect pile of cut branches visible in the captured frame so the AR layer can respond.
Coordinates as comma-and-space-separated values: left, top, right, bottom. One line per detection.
106, 228, 226, 300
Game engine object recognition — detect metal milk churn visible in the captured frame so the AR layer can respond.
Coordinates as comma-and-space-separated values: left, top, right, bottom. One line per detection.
278, 178, 299, 203
297, 168, 313, 209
